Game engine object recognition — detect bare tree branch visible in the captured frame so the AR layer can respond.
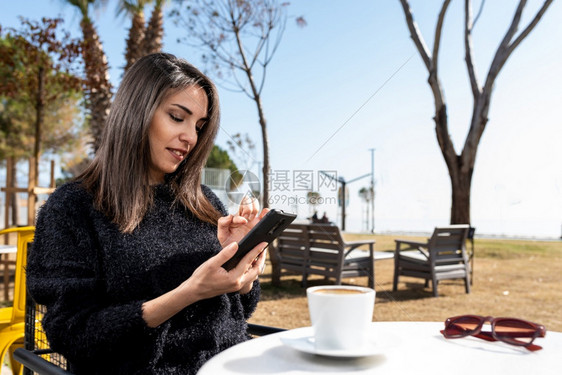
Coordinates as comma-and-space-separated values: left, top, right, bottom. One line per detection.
508, 0, 554, 54
463, 0, 552, 172
399, 0, 457, 172
483, 0, 526, 93
171, 0, 300, 209
231, 66, 254, 99
258, 63, 267, 95
398, 0, 432, 71
399, 0, 448, 110
399, 0, 553, 223
473, 0, 486, 27
431, 0, 451, 73
464, 0, 481, 99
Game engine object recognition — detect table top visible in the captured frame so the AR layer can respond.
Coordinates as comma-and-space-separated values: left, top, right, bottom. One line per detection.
0, 244, 16, 254
198, 321, 562, 375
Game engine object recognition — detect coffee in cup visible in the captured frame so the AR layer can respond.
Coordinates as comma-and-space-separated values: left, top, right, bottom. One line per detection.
307, 285, 375, 351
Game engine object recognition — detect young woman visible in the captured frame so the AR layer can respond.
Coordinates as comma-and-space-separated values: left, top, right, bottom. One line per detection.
27, 53, 268, 375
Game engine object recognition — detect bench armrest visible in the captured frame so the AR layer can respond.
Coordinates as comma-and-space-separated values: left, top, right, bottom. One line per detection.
14, 348, 72, 375
394, 239, 429, 259
343, 240, 375, 247
394, 239, 426, 248
343, 240, 374, 258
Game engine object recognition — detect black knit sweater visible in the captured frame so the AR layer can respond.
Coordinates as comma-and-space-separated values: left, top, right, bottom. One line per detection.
27, 181, 260, 375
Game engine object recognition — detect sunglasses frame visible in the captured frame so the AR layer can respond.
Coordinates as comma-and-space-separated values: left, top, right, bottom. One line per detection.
440, 314, 546, 351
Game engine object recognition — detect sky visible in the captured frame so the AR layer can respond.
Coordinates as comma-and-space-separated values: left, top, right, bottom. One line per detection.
1, 0, 561, 239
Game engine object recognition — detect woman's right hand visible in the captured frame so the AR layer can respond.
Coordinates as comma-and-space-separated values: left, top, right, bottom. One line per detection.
142, 240, 266, 327
184, 240, 267, 299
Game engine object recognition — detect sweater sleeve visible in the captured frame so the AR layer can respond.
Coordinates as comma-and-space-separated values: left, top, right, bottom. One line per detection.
26, 185, 154, 368
240, 279, 261, 320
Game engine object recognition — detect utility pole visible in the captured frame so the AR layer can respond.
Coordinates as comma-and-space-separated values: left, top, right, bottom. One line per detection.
320, 171, 370, 231
369, 149, 376, 233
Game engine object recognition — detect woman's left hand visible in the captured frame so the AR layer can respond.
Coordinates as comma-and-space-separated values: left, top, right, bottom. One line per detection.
217, 195, 269, 247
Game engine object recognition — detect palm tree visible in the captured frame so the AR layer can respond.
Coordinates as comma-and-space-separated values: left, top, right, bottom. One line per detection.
119, 0, 153, 72
65, 0, 113, 153
142, 0, 165, 55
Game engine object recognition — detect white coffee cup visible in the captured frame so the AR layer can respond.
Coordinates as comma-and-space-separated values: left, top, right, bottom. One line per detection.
307, 285, 375, 351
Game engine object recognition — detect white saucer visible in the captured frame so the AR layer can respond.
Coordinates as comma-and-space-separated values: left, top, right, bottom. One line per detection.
280, 328, 396, 358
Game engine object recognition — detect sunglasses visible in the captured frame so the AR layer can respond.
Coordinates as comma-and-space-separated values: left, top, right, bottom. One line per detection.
440, 315, 546, 351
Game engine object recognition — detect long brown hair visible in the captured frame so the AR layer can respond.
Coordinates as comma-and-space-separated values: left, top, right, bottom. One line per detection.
78, 53, 222, 233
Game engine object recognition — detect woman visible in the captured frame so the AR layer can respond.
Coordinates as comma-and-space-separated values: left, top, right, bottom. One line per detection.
27, 53, 268, 375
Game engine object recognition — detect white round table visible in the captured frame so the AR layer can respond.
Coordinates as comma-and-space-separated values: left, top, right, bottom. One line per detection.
198, 321, 562, 375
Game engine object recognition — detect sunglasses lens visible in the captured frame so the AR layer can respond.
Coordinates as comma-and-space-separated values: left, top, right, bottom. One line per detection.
444, 316, 482, 337
494, 319, 537, 345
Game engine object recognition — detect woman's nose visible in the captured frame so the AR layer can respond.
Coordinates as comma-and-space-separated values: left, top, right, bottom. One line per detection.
179, 124, 198, 144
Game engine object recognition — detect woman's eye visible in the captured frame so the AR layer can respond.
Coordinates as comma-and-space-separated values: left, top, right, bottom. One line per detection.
169, 113, 183, 123
196, 122, 206, 133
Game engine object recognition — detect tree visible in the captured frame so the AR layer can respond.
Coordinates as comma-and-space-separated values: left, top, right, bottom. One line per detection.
1, 88, 87, 179
398, 0, 553, 224
205, 145, 242, 188
120, 0, 166, 72
206, 145, 238, 171
226, 133, 257, 171
142, 0, 166, 55
65, 0, 114, 153
119, 0, 151, 71
1, 26, 84, 225
0, 18, 82, 184
171, 0, 306, 208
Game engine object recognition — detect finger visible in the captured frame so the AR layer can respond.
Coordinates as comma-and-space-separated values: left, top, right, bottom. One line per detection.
235, 242, 268, 273
257, 208, 270, 220
251, 246, 267, 266
238, 195, 252, 217
212, 242, 239, 265
239, 194, 259, 220
248, 249, 267, 279
248, 196, 260, 221
217, 214, 233, 230
230, 215, 248, 227
254, 248, 267, 273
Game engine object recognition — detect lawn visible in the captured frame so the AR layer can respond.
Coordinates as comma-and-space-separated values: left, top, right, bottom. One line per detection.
249, 234, 562, 332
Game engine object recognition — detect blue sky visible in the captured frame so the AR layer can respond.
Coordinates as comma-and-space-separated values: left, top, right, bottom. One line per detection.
1, 0, 561, 238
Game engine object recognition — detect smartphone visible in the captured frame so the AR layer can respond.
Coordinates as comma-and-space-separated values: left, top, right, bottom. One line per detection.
222, 209, 297, 271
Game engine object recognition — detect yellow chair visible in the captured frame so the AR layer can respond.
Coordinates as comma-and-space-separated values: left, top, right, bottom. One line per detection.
0, 226, 34, 375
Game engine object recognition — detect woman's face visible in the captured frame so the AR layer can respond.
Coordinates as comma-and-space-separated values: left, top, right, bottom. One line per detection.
147, 85, 209, 184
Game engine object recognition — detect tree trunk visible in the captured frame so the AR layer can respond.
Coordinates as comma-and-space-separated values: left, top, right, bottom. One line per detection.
81, 18, 113, 153
256, 95, 270, 209
8, 157, 17, 227
449, 166, 472, 224
33, 66, 44, 186
434, 104, 473, 225
233, 24, 271, 209
143, 1, 163, 55
125, 12, 146, 72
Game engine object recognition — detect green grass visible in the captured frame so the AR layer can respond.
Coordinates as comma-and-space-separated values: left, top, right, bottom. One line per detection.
473, 238, 562, 259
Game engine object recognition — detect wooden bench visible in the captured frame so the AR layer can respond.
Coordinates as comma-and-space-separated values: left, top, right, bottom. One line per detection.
270, 223, 393, 288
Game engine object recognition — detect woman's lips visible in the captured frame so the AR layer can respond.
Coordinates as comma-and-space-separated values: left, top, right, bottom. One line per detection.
167, 148, 187, 161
